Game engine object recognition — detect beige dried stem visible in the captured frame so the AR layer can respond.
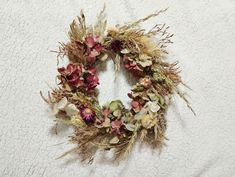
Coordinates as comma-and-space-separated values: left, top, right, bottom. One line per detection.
94, 4, 107, 36
119, 8, 168, 31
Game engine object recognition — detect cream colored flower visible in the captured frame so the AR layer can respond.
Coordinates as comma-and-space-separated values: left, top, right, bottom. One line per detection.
134, 101, 160, 129
141, 114, 157, 129
134, 101, 160, 120
134, 108, 147, 120
146, 101, 160, 113
70, 114, 86, 127
120, 48, 130, 54
52, 97, 79, 116
65, 104, 80, 116
53, 97, 67, 114
109, 136, 119, 144
107, 27, 119, 37
124, 123, 135, 131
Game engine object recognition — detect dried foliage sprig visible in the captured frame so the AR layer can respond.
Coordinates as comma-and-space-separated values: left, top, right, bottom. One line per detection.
41, 7, 194, 163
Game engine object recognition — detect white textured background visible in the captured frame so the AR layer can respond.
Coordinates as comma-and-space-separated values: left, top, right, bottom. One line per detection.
1, 0, 235, 177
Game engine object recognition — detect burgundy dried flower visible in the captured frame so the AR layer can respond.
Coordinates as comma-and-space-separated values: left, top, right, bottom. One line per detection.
87, 67, 97, 75
80, 107, 96, 123
58, 64, 84, 88
102, 108, 110, 118
85, 74, 99, 90
110, 40, 123, 53
84, 67, 99, 90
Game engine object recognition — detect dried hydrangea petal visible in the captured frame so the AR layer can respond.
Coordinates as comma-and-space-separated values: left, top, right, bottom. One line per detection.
109, 136, 119, 144
141, 114, 157, 129
109, 100, 123, 112
137, 60, 152, 67
65, 104, 79, 116
52, 97, 68, 115
124, 123, 135, 131
70, 114, 86, 127
57, 97, 68, 110
120, 48, 129, 54
146, 101, 160, 113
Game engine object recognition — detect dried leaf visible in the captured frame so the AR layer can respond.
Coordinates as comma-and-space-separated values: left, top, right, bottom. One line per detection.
124, 123, 135, 131
137, 60, 152, 67
110, 136, 119, 144
65, 104, 79, 116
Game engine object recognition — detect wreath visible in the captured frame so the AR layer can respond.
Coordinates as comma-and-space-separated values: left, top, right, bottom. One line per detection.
41, 7, 194, 163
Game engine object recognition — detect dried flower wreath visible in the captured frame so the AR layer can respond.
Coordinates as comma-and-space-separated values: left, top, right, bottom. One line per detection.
41, 7, 194, 163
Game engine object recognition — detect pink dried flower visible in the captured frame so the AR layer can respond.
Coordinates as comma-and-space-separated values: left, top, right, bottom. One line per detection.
85, 35, 104, 63
80, 107, 96, 123
123, 55, 143, 77
131, 100, 142, 113
89, 49, 99, 58
102, 108, 110, 118
94, 43, 103, 53
85, 36, 96, 48
111, 119, 122, 135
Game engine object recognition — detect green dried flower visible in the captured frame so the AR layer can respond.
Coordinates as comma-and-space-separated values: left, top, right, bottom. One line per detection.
109, 100, 124, 112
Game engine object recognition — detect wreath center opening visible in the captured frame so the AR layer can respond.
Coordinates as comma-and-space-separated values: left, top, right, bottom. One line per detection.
97, 59, 135, 108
